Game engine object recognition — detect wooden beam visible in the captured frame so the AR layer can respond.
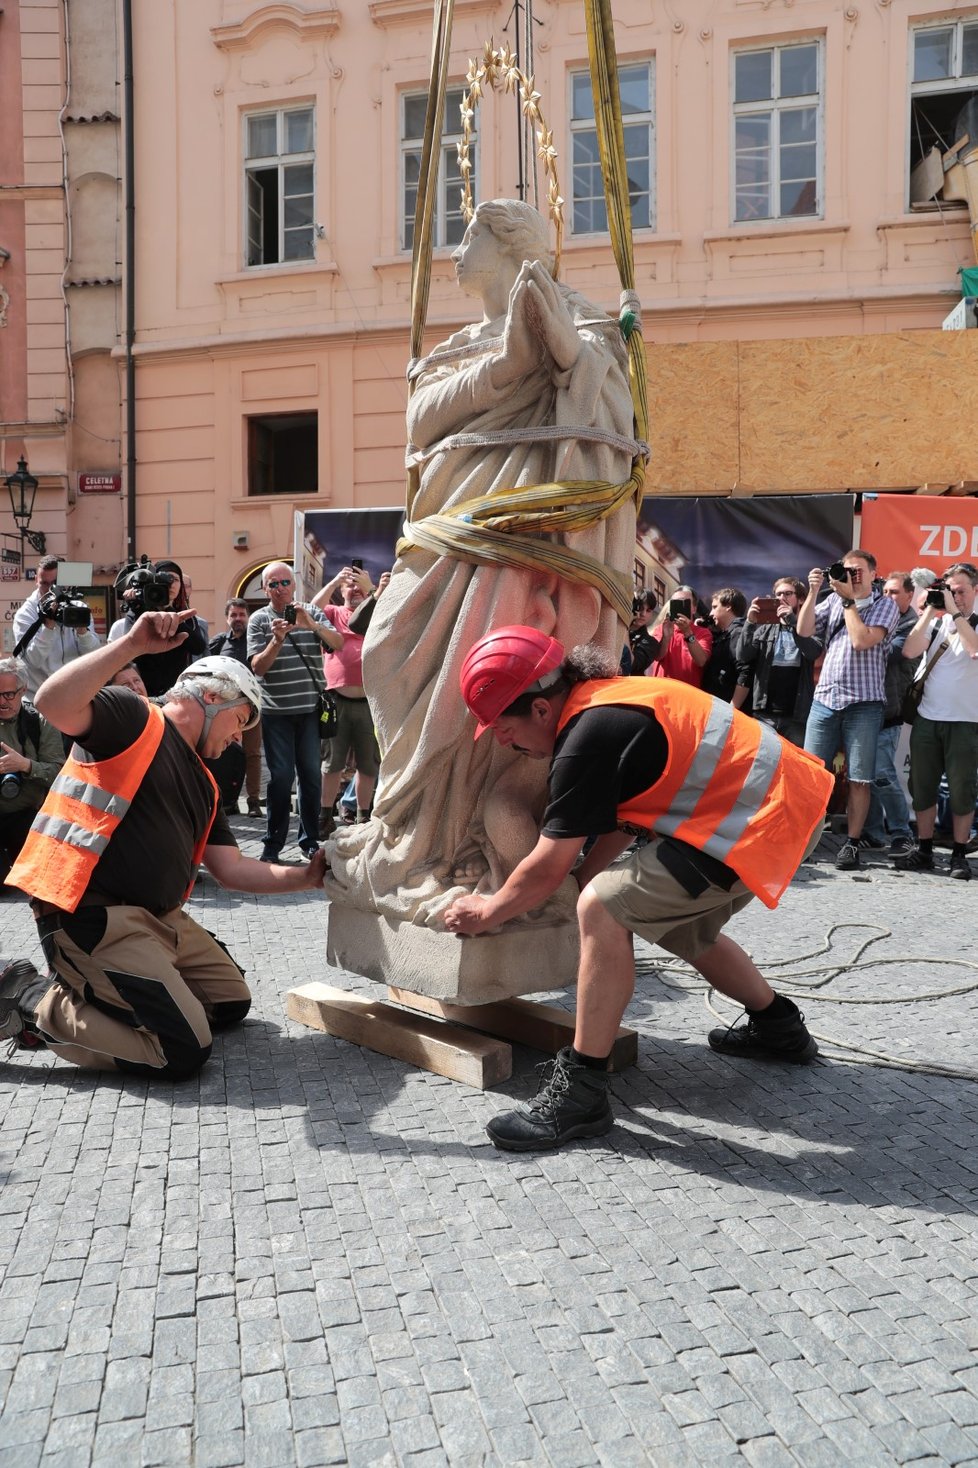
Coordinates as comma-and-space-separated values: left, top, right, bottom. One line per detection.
286, 983, 512, 1089
387, 989, 639, 1073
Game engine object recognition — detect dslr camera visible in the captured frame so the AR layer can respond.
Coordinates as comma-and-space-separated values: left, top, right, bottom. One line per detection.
114, 556, 175, 614
926, 578, 948, 609
39, 586, 91, 629
822, 561, 849, 583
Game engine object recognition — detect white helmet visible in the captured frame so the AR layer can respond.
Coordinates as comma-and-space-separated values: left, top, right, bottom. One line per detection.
180, 655, 262, 730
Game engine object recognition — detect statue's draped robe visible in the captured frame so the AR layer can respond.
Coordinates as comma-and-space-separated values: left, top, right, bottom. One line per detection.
325, 287, 636, 926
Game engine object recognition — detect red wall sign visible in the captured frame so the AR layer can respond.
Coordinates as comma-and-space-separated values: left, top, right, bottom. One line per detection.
78, 473, 122, 494
861, 494, 978, 573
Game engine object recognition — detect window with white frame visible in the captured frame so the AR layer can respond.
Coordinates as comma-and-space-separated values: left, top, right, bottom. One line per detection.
570, 62, 654, 235
908, 18, 978, 208
244, 106, 315, 267
732, 41, 821, 223
401, 88, 473, 252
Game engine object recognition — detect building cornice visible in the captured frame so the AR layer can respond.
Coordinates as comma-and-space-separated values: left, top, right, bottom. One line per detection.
211, 5, 340, 52
109, 283, 964, 367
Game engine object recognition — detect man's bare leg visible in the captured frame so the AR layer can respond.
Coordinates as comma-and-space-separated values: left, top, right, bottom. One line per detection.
573, 888, 636, 1057
692, 934, 775, 1010
847, 780, 871, 839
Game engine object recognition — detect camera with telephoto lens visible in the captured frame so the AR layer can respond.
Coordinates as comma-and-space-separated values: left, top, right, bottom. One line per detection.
0, 771, 23, 801
39, 586, 91, 629
823, 561, 849, 582
114, 556, 175, 614
926, 579, 948, 609
281, 604, 298, 625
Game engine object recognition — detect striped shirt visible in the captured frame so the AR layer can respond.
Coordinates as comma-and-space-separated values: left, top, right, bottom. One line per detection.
247, 604, 335, 715
813, 590, 899, 710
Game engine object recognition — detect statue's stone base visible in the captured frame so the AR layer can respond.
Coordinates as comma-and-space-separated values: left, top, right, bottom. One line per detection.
326, 904, 579, 1005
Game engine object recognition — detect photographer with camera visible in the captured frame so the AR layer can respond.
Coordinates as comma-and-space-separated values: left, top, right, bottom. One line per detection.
894, 563, 978, 880
796, 548, 900, 871
11, 556, 100, 699
646, 584, 713, 688
108, 558, 207, 697
247, 561, 341, 862
0, 656, 72, 886
619, 590, 659, 676
0, 618, 328, 1075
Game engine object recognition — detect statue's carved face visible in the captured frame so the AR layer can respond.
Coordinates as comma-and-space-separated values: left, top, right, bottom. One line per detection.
451, 215, 504, 296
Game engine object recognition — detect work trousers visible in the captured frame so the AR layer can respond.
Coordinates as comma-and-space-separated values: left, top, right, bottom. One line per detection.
33, 903, 251, 1079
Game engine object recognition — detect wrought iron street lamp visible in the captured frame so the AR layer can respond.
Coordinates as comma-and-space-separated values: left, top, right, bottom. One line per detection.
4, 456, 47, 555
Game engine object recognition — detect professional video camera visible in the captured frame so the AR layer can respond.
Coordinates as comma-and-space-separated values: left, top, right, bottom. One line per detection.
39, 586, 91, 630
925, 578, 948, 609
114, 556, 176, 615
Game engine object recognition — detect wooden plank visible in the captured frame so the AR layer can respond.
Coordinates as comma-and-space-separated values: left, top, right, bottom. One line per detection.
286, 984, 512, 1090
387, 989, 638, 1073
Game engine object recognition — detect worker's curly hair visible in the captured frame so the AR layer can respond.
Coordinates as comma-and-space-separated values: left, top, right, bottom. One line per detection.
562, 643, 619, 683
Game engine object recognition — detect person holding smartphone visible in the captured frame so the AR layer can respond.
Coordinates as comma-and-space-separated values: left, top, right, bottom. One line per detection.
733, 577, 822, 747
646, 584, 713, 688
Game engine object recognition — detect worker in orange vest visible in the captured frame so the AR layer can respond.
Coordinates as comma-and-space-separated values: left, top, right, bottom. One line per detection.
1, 611, 326, 1078
444, 625, 833, 1153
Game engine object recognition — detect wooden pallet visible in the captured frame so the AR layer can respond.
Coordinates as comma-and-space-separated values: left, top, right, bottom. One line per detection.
286, 983, 638, 1090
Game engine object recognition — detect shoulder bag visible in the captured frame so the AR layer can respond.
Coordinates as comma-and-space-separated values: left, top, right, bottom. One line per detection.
900, 635, 949, 725
287, 627, 340, 739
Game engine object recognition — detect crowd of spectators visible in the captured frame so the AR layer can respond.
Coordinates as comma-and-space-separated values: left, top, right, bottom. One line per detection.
624, 551, 977, 879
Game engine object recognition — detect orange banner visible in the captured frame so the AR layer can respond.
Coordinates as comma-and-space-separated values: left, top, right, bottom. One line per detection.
860, 494, 978, 575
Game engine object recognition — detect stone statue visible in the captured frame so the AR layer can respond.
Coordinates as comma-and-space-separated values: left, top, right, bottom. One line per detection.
324, 199, 637, 939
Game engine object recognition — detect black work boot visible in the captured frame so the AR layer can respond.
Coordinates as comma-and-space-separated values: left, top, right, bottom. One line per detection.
0, 958, 51, 1046
485, 1048, 614, 1152
708, 993, 818, 1064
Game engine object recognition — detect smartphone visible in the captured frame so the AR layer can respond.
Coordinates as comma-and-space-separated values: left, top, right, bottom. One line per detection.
754, 597, 779, 624
351, 558, 364, 570
669, 598, 692, 620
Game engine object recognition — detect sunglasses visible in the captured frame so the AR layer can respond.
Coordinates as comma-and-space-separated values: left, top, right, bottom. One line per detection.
266, 579, 293, 590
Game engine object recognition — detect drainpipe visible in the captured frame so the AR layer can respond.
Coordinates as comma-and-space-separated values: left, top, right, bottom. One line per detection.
122, 0, 136, 560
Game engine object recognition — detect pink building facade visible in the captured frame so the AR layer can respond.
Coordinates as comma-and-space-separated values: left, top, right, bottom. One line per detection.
82, 3, 978, 618
1, 0, 124, 645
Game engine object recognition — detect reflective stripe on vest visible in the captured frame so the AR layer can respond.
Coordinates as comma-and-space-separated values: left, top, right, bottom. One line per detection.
556, 678, 832, 908
6, 701, 168, 911
655, 700, 785, 861
48, 771, 133, 821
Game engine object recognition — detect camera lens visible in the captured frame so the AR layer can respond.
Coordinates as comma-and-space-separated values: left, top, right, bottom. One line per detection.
0, 772, 22, 800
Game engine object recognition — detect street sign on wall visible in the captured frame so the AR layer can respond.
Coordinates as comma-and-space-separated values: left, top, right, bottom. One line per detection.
78, 473, 122, 494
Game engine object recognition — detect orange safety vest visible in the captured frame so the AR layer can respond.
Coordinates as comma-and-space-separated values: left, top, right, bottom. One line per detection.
6, 701, 219, 912
557, 678, 833, 909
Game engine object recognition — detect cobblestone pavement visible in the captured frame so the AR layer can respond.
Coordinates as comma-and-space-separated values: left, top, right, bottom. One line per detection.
2, 822, 978, 1467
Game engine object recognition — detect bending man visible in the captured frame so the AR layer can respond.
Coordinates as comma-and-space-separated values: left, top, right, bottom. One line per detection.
1, 612, 326, 1078
443, 627, 833, 1152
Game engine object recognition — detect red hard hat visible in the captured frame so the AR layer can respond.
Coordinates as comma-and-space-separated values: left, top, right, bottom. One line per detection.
460, 625, 565, 737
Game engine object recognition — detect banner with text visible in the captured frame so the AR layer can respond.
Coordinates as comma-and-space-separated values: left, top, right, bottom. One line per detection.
860, 494, 978, 574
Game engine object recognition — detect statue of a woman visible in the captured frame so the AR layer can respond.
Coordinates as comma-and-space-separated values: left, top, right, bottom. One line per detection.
325, 200, 637, 928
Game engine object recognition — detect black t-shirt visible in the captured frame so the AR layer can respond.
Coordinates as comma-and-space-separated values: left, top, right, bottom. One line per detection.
75, 688, 234, 911
542, 704, 669, 839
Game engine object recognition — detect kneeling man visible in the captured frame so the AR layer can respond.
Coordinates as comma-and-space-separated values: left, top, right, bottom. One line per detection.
444, 627, 833, 1152
1, 611, 326, 1079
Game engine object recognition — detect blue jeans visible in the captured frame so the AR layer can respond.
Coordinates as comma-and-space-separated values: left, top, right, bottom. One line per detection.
863, 723, 912, 844
261, 711, 323, 856
804, 698, 883, 785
